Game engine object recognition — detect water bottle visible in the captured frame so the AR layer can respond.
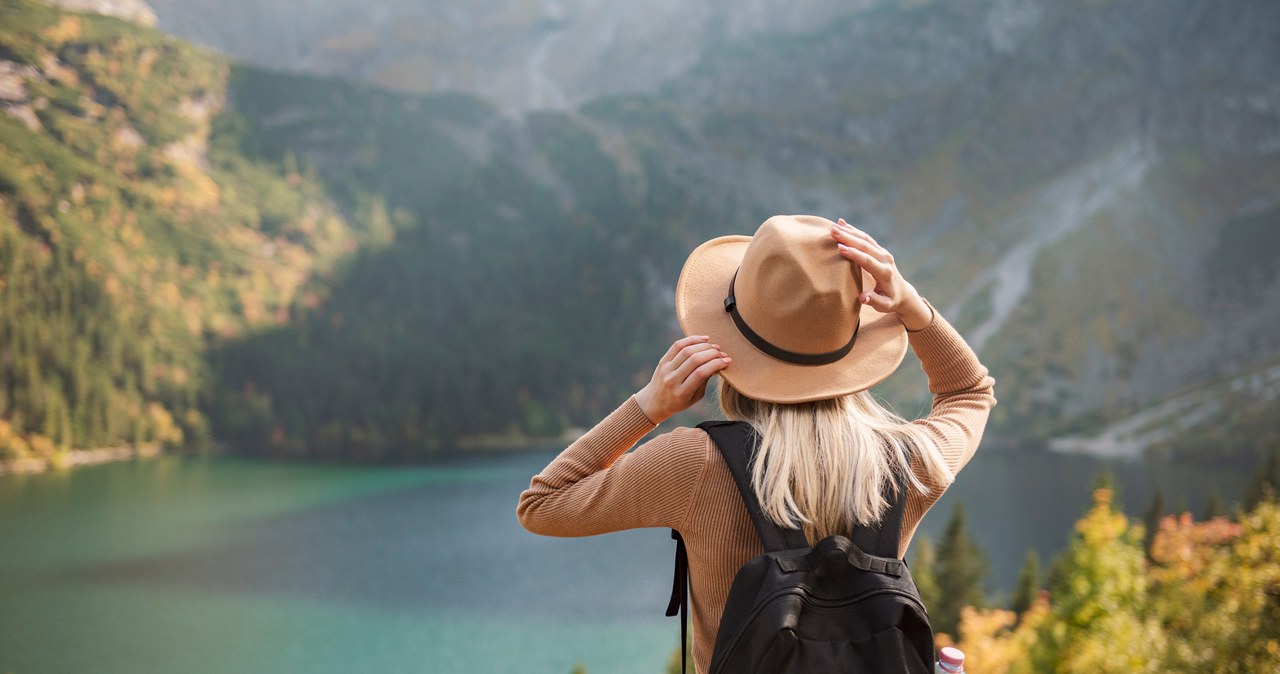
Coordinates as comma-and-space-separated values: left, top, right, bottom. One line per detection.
936, 646, 965, 673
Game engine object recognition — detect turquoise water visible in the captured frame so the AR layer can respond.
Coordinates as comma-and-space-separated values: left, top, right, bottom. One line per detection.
0, 455, 677, 674
0, 448, 1252, 673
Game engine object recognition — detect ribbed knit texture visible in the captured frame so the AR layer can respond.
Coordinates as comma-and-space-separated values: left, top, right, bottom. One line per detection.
517, 308, 995, 674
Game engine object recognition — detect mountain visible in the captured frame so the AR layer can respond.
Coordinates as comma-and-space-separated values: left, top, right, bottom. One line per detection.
51, 0, 154, 25
142, 0, 872, 111
215, 0, 1280, 459
2, 0, 1277, 463
0, 0, 362, 463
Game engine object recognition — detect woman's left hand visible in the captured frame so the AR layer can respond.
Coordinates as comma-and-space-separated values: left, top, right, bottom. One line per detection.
634, 335, 732, 424
831, 218, 933, 331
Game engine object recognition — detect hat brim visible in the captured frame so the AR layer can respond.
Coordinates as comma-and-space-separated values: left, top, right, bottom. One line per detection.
675, 234, 908, 404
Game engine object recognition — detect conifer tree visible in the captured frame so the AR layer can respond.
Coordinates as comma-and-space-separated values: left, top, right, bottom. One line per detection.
1243, 446, 1279, 510
1203, 488, 1226, 520
1142, 487, 1165, 559
909, 534, 941, 614
1010, 549, 1040, 617
933, 503, 988, 636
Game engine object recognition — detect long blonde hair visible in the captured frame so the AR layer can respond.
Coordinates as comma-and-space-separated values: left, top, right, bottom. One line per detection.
717, 378, 951, 542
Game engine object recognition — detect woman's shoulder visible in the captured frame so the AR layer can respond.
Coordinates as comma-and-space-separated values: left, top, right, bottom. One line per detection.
655, 423, 715, 454
627, 423, 719, 470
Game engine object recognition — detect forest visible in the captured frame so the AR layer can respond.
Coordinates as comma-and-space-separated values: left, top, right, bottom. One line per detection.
653, 467, 1280, 674
2, 0, 1278, 670
0, 0, 710, 463
4, 0, 1278, 467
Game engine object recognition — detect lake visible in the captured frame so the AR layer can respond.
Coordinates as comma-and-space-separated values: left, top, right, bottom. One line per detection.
0, 446, 1253, 674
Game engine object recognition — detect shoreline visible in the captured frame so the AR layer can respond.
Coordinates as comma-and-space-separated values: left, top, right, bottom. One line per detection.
0, 443, 163, 477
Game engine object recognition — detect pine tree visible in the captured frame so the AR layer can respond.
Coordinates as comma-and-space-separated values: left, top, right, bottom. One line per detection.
1243, 446, 1279, 510
1203, 488, 1226, 520
1010, 549, 1041, 617
1142, 487, 1165, 559
909, 534, 941, 615
933, 502, 988, 636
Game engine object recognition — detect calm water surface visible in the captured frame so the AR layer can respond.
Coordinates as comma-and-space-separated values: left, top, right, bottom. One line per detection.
0, 447, 1252, 674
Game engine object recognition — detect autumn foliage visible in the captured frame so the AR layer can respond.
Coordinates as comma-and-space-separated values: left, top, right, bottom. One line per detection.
944, 490, 1280, 673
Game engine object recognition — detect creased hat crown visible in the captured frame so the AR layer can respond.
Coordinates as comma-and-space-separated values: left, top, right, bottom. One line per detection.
675, 214, 907, 403
734, 215, 863, 355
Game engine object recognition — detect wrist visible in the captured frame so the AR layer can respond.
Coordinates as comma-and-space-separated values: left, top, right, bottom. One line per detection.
633, 388, 664, 425
898, 295, 934, 332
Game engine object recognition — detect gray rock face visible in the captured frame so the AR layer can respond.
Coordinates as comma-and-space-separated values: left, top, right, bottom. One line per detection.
144, 0, 871, 111
155, 0, 1280, 450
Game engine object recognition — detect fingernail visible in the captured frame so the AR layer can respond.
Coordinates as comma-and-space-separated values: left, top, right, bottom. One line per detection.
838, 243, 850, 251
722, 357, 732, 363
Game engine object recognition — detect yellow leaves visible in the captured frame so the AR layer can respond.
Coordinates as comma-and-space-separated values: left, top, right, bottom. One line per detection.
947, 596, 1052, 674
40, 16, 81, 44
27, 434, 57, 460
0, 420, 33, 460
238, 287, 264, 324
183, 299, 203, 335
1145, 501, 1280, 672
145, 402, 183, 445
948, 494, 1280, 673
152, 280, 180, 305
136, 47, 158, 79
1074, 488, 1143, 551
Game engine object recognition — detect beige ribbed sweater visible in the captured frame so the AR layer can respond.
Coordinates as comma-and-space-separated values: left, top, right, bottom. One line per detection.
518, 309, 996, 674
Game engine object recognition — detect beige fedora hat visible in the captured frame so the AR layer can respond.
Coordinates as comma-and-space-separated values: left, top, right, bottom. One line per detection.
675, 214, 908, 404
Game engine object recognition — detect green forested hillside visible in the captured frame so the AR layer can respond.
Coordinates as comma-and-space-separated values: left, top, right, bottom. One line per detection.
209, 70, 707, 457
2, 0, 1278, 464
0, 0, 359, 462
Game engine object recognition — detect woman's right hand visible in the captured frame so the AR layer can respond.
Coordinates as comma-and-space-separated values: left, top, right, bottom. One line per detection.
634, 336, 731, 424
831, 218, 934, 331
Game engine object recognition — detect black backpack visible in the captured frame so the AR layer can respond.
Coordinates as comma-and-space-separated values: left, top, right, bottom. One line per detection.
665, 420, 934, 674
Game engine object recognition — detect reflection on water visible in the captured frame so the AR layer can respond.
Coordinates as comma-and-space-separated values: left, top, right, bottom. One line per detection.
0, 448, 1252, 673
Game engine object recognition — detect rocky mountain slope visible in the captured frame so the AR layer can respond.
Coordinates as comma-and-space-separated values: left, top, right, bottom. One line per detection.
0, 0, 363, 463
142, 0, 871, 111
6, 0, 1278, 461
216, 0, 1280, 457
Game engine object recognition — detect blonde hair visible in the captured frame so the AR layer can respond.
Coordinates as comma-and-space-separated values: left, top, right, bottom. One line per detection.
717, 378, 951, 542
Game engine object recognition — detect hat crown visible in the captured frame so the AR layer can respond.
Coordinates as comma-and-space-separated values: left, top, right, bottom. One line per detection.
674, 213, 906, 403
734, 215, 862, 355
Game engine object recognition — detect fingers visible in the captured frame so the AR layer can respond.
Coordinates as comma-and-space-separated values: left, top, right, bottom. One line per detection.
667, 340, 720, 375
832, 225, 892, 265
669, 343, 729, 386
661, 335, 710, 364
859, 288, 894, 313
837, 243, 895, 286
836, 218, 880, 247
682, 356, 729, 398
641, 336, 729, 423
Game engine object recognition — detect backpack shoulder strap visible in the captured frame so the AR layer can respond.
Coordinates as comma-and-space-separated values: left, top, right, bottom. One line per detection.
699, 420, 912, 559
698, 420, 809, 552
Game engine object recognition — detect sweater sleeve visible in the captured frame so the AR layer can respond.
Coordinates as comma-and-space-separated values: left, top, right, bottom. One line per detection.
907, 306, 997, 482
517, 396, 711, 536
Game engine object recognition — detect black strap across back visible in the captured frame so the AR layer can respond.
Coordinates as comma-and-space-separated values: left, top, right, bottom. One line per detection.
665, 420, 910, 673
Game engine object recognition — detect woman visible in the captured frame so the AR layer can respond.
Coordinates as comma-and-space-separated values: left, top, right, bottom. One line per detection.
518, 214, 996, 673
